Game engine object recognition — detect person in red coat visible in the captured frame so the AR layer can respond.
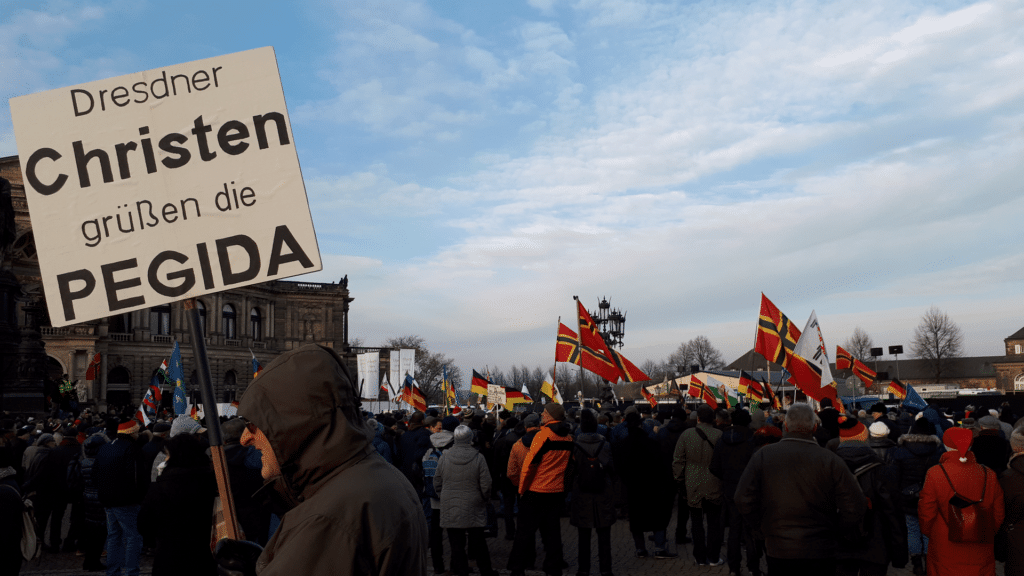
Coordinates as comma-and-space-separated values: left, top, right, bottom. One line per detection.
918, 427, 1004, 576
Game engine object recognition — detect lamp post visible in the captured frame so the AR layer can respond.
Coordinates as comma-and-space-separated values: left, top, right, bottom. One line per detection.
590, 297, 626, 349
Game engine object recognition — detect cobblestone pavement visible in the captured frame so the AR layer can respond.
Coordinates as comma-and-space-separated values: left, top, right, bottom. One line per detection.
17, 505, 980, 576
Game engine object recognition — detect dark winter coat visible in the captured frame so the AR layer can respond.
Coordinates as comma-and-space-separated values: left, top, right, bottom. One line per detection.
52, 439, 81, 503
491, 425, 523, 485
971, 430, 1011, 475
655, 417, 687, 462
919, 451, 1004, 576
835, 441, 908, 569
238, 344, 426, 576
891, 434, 943, 515
139, 463, 217, 576
434, 441, 491, 529
709, 424, 754, 501
22, 444, 61, 501
569, 432, 615, 529
735, 434, 866, 560
0, 470, 22, 576
1000, 454, 1024, 576
224, 442, 270, 546
93, 434, 148, 507
614, 426, 673, 532
398, 426, 433, 494
868, 436, 897, 464
79, 434, 108, 527
922, 405, 952, 437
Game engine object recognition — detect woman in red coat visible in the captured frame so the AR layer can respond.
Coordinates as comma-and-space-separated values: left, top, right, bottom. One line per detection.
919, 427, 1004, 576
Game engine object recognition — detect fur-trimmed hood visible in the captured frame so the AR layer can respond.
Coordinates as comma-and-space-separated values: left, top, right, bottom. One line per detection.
897, 433, 941, 446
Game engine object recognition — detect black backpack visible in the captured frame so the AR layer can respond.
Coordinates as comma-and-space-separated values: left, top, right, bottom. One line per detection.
575, 440, 607, 494
851, 461, 882, 544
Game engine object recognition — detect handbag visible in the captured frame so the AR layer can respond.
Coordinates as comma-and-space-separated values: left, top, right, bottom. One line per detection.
939, 465, 993, 543
1, 484, 42, 562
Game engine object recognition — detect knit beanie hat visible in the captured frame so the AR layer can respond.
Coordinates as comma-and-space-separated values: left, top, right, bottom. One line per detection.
1011, 427, 1024, 453
441, 415, 460, 432
523, 413, 542, 429
170, 415, 200, 438
35, 433, 55, 447
838, 416, 868, 442
943, 427, 973, 462
911, 417, 935, 436
868, 422, 889, 439
544, 403, 566, 422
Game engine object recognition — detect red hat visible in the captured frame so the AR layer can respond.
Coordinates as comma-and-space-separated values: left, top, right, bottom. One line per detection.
117, 420, 140, 435
943, 427, 973, 462
838, 416, 867, 442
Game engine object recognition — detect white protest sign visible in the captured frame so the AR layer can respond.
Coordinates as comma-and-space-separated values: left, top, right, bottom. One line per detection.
10, 47, 321, 326
487, 383, 505, 409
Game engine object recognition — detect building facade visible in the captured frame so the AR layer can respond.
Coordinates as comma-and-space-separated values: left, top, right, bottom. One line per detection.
1, 155, 353, 413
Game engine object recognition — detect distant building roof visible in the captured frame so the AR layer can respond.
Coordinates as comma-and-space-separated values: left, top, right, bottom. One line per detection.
1007, 326, 1024, 341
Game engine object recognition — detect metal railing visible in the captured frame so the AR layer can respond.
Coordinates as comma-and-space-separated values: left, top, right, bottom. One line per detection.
225, 339, 241, 347
152, 335, 172, 344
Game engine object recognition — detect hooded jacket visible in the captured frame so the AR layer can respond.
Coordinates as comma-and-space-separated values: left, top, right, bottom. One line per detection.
834, 441, 908, 568
569, 431, 616, 529
238, 344, 427, 576
891, 433, 943, 513
999, 453, 1024, 576
433, 437, 490, 528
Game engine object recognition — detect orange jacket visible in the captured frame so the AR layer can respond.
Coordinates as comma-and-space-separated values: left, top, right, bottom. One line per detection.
518, 422, 573, 494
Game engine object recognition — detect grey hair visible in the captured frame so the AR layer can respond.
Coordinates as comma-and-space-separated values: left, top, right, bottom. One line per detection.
454, 424, 474, 444
784, 403, 818, 435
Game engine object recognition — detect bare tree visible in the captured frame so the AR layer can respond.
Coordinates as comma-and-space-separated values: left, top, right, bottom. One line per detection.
381, 335, 462, 404
843, 327, 874, 360
670, 335, 725, 372
910, 306, 965, 382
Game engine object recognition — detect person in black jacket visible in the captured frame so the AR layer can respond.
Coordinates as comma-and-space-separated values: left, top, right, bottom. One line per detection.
654, 406, 691, 545
79, 433, 109, 572
710, 408, 757, 576
139, 433, 217, 576
0, 438, 24, 576
492, 416, 523, 540
735, 403, 866, 576
971, 415, 1011, 474
834, 416, 908, 575
93, 419, 149, 576
571, 409, 616, 576
22, 432, 62, 552
890, 417, 943, 575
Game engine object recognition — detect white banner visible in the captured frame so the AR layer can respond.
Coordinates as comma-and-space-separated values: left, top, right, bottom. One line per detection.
399, 348, 416, 380
10, 47, 321, 326
794, 310, 836, 389
361, 352, 379, 400
389, 350, 401, 395
487, 383, 505, 409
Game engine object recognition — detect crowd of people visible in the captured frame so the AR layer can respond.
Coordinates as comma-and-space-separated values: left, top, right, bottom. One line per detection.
1, 347, 1023, 576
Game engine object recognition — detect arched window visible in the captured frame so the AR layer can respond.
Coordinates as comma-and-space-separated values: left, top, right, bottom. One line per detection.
222, 304, 236, 339
196, 300, 207, 335
223, 370, 237, 402
1015, 373, 1024, 391
150, 304, 171, 335
250, 308, 262, 341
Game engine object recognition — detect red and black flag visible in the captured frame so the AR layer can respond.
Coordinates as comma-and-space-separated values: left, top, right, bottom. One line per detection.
836, 345, 877, 386
607, 348, 650, 383
576, 299, 611, 356
687, 375, 718, 410
640, 385, 658, 408
755, 293, 802, 368
85, 353, 102, 381
888, 379, 907, 400
556, 323, 581, 364
556, 322, 623, 383
762, 377, 782, 410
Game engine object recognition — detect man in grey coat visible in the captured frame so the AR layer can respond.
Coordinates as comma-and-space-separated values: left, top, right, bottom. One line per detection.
735, 403, 866, 576
673, 404, 724, 566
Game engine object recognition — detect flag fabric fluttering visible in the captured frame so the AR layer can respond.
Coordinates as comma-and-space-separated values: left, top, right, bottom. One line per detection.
404, 373, 428, 412
902, 384, 927, 410
739, 371, 766, 404
640, 384, 658, 408
836, 345, 878, 386
85, 353, 102, 381
706, 375, 739, 409
135, 399, 150, 427
540, 372, 563, 404
520, 383, 533, 403
755, 293, 802, 368
251, 351, 263, 379
688, 375, 718, 410
793, 311, 838, 398
606, 347, 650, 382
888, 379, 907, 400
471, 370, 490, 396
169, 342, 187, 416
142, 373, 163, 416
555, 322, 622, 383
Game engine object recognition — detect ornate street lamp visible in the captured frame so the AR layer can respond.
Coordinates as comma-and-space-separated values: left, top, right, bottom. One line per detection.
590, 297, 626, 349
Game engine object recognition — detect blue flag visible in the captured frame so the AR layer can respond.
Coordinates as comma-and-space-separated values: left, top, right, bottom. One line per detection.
903, 384, 927, 410
169, 342, 187, 415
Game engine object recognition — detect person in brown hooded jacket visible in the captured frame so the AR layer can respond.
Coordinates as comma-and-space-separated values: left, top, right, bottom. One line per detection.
224, 344, 427, 575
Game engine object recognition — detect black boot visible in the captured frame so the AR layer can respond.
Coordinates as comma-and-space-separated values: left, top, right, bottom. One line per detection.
911, 554, 924, 576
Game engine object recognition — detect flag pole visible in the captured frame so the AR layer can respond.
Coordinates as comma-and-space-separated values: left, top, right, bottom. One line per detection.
553, 316, 560, 392
183, 298, 241, 541
573, 296, 584, 401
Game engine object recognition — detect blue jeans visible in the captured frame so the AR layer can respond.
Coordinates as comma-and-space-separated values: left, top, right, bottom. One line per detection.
105, 505, 142, 576
906, 514, 929, 556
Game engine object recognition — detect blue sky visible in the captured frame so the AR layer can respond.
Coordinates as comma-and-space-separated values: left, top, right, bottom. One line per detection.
4, 0, 1024, 378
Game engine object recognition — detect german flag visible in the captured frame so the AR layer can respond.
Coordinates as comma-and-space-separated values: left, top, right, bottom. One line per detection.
688, 375, 718, 410
641, 385, 658, 408
755, 294, 802, 368
739, 371, 765, 403
888, 379, 907, 400
471, 370, 490, 396
607, 348, 650, 382
410, 379, 428, 413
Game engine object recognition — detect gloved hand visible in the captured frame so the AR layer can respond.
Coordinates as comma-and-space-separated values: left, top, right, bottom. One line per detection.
215, 539, 263, 576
